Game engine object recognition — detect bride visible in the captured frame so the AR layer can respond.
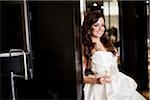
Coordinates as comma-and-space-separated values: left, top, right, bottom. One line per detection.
81, 11, 146, 100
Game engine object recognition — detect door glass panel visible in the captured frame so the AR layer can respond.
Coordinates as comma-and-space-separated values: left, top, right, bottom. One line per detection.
1, 1, 25, 52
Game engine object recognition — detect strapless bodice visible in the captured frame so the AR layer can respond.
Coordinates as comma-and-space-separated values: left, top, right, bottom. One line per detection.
91, 51, 119, 77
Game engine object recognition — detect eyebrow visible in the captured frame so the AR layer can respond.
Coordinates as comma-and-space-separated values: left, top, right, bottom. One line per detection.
93, 23, 104, 25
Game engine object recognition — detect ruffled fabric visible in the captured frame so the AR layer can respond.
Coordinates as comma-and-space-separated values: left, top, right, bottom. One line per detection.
84, 51, 146, 100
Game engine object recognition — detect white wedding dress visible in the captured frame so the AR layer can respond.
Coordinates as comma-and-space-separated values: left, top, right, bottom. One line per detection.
84, 51, 146, 100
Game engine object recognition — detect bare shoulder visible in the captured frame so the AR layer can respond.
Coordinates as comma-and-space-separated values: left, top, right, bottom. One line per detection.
91, 49, 97, 55
114, 47, 119, 57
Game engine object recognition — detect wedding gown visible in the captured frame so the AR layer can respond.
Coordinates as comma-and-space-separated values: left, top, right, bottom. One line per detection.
84, 51, 146, 100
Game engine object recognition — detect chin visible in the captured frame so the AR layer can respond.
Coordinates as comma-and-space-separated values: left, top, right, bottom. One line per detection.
98, 34, 103, 37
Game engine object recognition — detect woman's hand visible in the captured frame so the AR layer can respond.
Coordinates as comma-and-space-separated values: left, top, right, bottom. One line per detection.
97, 75, 111, 84
83, 74, 99, 84
83, 74, 112, 84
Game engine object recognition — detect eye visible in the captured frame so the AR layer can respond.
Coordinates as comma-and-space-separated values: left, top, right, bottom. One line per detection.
102, 24, 105, 27
93, 24, 99, 27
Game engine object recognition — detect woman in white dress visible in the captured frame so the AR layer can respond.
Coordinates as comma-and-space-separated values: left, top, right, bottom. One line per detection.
81, 11, 146, 100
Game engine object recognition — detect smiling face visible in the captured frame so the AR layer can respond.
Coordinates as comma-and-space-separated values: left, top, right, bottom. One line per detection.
91, 17, 105, 38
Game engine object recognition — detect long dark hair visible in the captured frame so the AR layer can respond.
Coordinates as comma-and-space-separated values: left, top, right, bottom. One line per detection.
81, 11, 116, 68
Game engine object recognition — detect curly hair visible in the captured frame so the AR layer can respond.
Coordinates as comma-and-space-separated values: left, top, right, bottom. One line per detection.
81, 11, 116, 68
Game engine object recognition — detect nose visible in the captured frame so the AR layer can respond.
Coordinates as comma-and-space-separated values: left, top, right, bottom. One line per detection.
98, 26, 104, 31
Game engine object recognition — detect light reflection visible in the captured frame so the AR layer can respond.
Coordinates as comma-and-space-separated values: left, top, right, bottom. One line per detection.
93, 2, 97, 7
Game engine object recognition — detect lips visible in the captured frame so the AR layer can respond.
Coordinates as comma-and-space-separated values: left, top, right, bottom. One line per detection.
97, 31, 103, 35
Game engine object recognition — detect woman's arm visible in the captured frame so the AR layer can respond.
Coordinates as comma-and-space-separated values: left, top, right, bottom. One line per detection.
83, 74, 100, 84
83, 74, 111, 84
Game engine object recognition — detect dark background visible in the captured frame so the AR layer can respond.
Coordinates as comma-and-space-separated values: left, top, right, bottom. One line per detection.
0, 1, 149, 100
